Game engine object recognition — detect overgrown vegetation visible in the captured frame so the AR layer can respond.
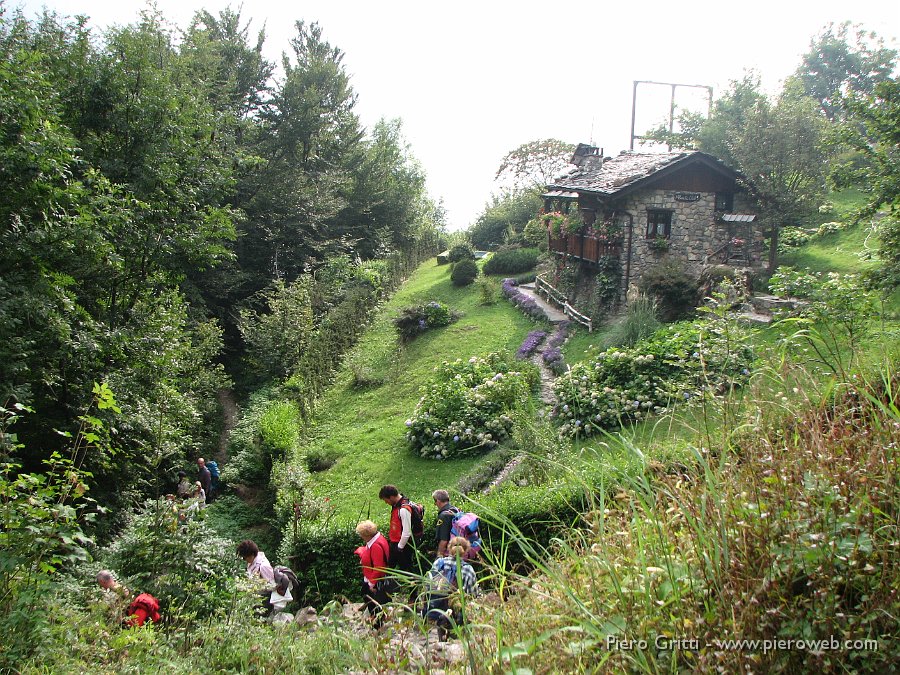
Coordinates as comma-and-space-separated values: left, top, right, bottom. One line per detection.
3, 6, 900, 673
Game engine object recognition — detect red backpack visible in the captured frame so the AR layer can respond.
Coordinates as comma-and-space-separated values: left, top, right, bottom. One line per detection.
127, 593, 161, 627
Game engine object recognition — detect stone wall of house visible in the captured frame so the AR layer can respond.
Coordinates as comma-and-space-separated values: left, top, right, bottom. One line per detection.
618, 189, 729, 283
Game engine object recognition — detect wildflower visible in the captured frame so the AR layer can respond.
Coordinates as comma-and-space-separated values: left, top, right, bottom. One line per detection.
405, 419, 413, 427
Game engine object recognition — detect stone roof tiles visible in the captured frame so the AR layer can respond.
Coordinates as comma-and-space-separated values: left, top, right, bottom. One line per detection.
547, 150, 736, 197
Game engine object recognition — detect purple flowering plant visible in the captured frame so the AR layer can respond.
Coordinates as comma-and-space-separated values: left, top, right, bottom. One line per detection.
501, 278, 550, 322
517, 330, 547, 359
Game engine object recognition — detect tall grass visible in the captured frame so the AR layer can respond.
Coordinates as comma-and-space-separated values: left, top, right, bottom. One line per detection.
446, 359, 899, 674
602, 294, 661, 348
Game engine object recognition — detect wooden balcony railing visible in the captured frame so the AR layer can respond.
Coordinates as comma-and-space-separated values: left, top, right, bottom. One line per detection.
549, 234, 622, 263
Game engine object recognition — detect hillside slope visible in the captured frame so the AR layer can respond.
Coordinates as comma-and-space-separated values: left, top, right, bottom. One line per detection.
297, 259, 543, 521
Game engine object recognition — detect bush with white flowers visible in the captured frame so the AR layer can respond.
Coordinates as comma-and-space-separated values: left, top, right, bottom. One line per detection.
551, 319, 755, 437
406, 352, 538, 459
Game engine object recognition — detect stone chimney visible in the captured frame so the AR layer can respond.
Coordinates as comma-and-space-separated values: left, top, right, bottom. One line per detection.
571, 143, 602, 171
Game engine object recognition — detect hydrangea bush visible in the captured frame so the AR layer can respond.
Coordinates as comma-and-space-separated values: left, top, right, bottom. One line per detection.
406, 352, 538, 459
551, 319, 755, 437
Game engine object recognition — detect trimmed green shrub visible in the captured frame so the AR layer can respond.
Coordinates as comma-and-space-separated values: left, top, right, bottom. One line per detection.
405, 352, 538, 459
450, 258, 479, 286
483, 248, 540, 276
638, 260, 699, 321
448, 243, 476, 263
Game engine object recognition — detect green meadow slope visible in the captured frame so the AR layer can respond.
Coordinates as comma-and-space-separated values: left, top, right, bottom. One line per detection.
299, 260, 543, 521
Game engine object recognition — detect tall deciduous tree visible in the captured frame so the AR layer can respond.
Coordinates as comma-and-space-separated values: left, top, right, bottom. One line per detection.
792, 22, 897, 121
839, 77, 900, 289
719, 82, 827, 270
495, 138, 575, 192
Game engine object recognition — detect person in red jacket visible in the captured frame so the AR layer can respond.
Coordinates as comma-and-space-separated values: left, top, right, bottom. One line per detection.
96, 570, 161, 627
126, 593, 161, 627
378, 485, 414, 574
354, 520, 391, 628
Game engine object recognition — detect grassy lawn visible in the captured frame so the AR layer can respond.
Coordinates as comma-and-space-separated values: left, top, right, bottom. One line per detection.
300, 259, 545, 522
778, 220, 881, 274
778, 187, 876, 274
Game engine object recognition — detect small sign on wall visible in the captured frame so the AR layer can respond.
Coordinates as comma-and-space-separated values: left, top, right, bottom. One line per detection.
674, 192, 701, 202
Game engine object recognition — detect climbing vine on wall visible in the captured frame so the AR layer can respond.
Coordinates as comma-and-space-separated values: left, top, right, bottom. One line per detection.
595, 255, 623, 308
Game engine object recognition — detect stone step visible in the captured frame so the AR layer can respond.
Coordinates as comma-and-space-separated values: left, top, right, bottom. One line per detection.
749, 294, 805, 315
736, 310, 773, 326
515, 285, 569, 324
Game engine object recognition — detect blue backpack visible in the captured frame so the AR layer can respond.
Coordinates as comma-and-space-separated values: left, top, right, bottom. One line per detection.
206, 460, 219, 481
431, 557, 459, 593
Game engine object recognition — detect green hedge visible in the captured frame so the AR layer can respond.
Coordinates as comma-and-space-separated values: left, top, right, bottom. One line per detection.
483, 248, 540, 276
279, 476, 595, 605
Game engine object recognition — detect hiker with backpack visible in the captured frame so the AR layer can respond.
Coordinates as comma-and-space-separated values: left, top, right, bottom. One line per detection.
196, 458, 212, 500
96, 570, 162, 627
432, 489, 482, 561
205, 459, 220, 501
432, 489, 458, 558
270, 565, 300, 620
237, 539, 288, 618
236, 539, 299, 619
423, 536, 478, 640
378, 485, 424, 576
354, 520, 391, 628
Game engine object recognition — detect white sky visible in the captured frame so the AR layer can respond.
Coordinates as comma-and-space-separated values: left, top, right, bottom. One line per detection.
15, 0, 900, 230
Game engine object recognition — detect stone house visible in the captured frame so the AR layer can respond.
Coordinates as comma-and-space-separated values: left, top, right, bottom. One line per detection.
542, 144, 761, 305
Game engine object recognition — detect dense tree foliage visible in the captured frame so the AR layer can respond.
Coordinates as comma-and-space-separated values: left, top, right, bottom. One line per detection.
469, 189, 543, 250
0, 5, 442, 518
792, 22, 898, 121
839, 77, 900, 289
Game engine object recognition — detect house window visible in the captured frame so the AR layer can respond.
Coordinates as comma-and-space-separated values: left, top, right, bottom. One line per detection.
646, 209, 672, 239
715, 192, 734, 211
